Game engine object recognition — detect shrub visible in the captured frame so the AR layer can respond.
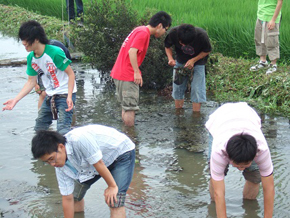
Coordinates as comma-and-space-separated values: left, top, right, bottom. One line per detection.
71, 0, 172, 89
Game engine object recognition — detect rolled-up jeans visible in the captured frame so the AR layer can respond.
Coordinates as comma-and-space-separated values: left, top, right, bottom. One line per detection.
34, 93, 76, 135
172, 61, 206, 103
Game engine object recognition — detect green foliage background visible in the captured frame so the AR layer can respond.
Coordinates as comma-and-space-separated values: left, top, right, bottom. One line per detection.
1, 0, 289, 63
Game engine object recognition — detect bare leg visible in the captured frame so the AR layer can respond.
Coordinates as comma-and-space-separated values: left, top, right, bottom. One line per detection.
260, 55, 267, 62
74, 199, 84, 212
270, 58, 277, 65
123, 110, 135, 127
243, 180, 260, 199
192, 102, 201, 112
175, 99, 184, 108
209, 178, 215, 201
110, 207, 126, 218
38, 91, 47, 110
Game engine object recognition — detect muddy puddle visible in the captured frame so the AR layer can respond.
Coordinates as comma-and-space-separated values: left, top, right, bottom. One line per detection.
0, 36, 290, 218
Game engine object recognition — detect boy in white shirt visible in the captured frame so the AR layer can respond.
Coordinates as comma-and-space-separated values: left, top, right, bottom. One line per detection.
31, 124, 135, 218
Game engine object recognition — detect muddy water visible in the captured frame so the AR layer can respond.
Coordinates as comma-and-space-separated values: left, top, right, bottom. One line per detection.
1, 40, 290, 218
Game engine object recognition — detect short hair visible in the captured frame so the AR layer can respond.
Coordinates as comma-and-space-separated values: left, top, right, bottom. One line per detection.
18, 20, 49, 45
226, 134, 257, 163
148, 11, 172, 28
177, 24, 196, 45
31, 130, 67, 159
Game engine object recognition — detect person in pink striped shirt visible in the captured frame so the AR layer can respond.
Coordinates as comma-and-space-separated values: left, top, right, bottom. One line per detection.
205, 102, 274, 218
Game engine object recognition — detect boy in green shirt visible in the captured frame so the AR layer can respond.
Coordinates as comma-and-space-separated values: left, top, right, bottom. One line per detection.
2, 20, 77, 135
250, 0, 283, 74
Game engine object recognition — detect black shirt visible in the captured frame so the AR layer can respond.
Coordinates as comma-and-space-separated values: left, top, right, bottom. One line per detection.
164, 26, 212, 65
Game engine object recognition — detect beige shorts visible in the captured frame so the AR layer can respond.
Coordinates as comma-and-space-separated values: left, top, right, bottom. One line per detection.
254, 19, 280, 61
114, 79, 139, 111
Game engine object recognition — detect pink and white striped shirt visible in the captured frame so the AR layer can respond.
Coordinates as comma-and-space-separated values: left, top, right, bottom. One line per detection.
205, 102, 273, 181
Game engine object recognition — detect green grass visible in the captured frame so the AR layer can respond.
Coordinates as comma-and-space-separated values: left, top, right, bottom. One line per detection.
1, 0, 289, 62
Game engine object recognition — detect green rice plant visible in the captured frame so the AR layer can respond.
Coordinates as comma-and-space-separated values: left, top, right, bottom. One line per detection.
1, 0, 289, 62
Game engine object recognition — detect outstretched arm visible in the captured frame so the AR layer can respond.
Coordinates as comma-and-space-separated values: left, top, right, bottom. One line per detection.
93, 160, 118, 206
211, 178, 227, 218
3, 75, 37, 111
261, 174, 275, 218
62, 194, 74, 218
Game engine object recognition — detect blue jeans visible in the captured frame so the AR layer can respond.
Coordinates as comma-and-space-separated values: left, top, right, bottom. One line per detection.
73, 149, 136, 207
172, 61, 206, 103
34, 93, 76, 135
66, 0, 83, 20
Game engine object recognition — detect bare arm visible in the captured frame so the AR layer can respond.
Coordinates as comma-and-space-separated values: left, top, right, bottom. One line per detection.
3, 75, 37, 111
93, 160, 118, 206
211, 178, 227, 218
165, 47, 176, 67
64, 65, 75, 112
261, 174, 275, 218
62, 194, 74, 218
128, 47, 143, 87
184, 51, 211, 69
268, 0, 283, 30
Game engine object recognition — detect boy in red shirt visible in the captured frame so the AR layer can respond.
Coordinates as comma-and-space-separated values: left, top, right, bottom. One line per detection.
111, 11, 171, 126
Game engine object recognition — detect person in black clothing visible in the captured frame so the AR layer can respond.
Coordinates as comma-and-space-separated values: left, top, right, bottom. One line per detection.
165, 24, 211, 112
66, 0, 84, 22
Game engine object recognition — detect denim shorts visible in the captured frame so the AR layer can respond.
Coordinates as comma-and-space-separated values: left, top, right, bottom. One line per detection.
114, 79, 139, 111
208, 134, 261, 184
172, 61, 206, 103
34, 93, 76, 135
73, 149, 135, 208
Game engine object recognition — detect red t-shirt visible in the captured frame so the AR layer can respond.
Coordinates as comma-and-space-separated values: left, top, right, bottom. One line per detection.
110, 26, 150, 81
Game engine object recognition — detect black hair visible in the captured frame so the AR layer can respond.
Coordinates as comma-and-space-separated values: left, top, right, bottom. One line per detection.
148, 11, 172, 28
31, 130, 67, 159
18, 20, 49, 45
226, 134, 257, 163
177, 24, 196, 45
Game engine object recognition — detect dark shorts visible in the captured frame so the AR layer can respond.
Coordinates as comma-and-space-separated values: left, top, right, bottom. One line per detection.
73, 149, 135, 208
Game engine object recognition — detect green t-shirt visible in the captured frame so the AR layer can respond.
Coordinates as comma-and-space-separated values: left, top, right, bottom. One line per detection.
257, 0, 282, 23
26, 44, 76, 96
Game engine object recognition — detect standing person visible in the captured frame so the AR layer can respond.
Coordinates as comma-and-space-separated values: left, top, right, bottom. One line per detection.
206, 102, 275, 218
2, 20, 77, 135
31, 124, 135, 218
250, 0, 283, 74
35, 39, 72, 110
66, 0, 84, 23
165, 24, 211, 112
111, 11, 172, 127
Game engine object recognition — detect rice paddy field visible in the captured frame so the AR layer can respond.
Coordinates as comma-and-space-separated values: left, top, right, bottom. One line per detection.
0, 0, 289, 62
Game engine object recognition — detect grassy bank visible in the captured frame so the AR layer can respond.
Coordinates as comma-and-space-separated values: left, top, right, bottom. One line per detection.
207, 54, 290, 117
1, 0, 289, 63
0, 5, 65, 41
0, 4, 290, 117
